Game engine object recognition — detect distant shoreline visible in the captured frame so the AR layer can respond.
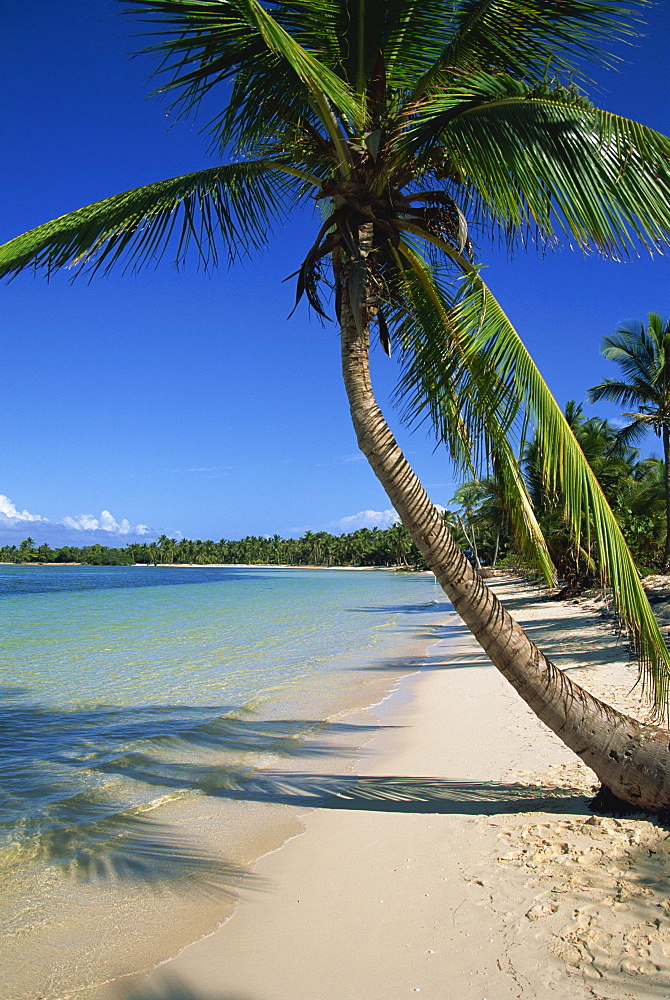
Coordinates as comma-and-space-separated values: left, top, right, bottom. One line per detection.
148, 562, 424, 571
0, 561, 428, 571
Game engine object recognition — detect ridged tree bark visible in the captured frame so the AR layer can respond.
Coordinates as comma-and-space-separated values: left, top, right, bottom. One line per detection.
340, 299, 670, 816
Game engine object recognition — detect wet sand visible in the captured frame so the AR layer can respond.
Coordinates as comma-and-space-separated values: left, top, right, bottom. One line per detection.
3, 571, 452, 1000
79, 575, 670, 1000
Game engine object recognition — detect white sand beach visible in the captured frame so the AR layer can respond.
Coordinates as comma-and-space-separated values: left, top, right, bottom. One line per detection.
83, 576, 670, 1000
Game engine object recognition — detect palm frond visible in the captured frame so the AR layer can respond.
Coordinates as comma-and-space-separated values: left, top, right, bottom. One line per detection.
413, 0, 649, 96
588, 317, 670, 429
228, 0, 457, 97
387, 243, 555, 583
240, 0, 362, 126
124, 0, 363, 140
611, 418, 651, 448
212, 63, 325, 155
402, 73, 670, 256
294, 0, 456, 92
622, 412, 666, 431
454, 269, 670, 713
0, 162, 298, 279
602, 320, 669, 382
589, 378, 657, 410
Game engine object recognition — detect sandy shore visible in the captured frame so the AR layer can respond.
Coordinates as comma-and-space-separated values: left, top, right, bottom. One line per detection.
92, 576, 670, 1000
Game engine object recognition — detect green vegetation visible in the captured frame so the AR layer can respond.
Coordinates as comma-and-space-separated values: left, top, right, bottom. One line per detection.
453, 400, 669, 587
589, 314, 670, 570
0, 523, 425, 568
0, 541, 135, 566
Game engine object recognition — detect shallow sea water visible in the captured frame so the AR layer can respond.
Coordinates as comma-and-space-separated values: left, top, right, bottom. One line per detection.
0, 564, 451, 999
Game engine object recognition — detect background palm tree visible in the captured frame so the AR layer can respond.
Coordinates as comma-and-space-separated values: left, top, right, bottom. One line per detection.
589, 314, 670, 570
449, 476, 511, 569
17, 536, 36, 564
615, 458, 667, 569
450, 481, 486, 569
4, 1, 670, 811
523, 401, 644, 590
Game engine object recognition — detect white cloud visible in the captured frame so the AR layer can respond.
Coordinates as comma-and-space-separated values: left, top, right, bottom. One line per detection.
326, 508, 400, 532
0, 494, 155, 546
316, 454, 367, 469
61, 514, 98, 531
0, 495, 46, 523
609, 416, 634, 429
172, 465, 232, 474
185, 466, 227, 473
318, 503, 449, 535
60, 510, 151, 536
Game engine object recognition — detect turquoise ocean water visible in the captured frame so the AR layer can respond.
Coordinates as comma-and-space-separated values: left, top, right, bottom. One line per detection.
0, 564, 449, 999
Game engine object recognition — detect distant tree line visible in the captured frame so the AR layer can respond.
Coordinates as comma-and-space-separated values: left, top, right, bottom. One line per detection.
448, 401, 670, 588
3, 400, 668, 578
0, 523, 427, 569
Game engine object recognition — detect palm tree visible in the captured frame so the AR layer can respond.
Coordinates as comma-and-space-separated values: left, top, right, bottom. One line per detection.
384, 521, 418, 567
450, 476, 511, 568
615, 458, 666, 568
17, 537, 36, 564
4, 1, 670, 811
450, 481, 487, 568
589, 314, 670, 571
524, 401, 641, 590
157, 533, 176, 563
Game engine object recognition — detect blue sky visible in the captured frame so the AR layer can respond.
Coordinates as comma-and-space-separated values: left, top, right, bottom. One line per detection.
2, 2, 670, 547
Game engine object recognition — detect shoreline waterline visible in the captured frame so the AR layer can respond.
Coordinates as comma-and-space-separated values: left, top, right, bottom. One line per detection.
0, 565, 453, 1000
86, 625, 451, 1000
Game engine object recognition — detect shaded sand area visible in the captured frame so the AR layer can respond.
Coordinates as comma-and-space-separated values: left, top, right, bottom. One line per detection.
66, 579, 670, 997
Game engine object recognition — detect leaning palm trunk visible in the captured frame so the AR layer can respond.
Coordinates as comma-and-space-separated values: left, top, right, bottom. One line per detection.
341, 302, 670, 816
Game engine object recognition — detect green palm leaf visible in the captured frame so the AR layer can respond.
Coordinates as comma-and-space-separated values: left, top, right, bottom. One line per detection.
0, 162, 296, 279
281, 0, 458, 92
590, 318, 670, 402
127, 0, 363, 141
412, 0, 649, 96
385, 244, 555, 583
589, 317, 670, 444
453, 270, 670, 711
590, 377, 662, 413
402, 72, 670, 255
239, 0, 362, 126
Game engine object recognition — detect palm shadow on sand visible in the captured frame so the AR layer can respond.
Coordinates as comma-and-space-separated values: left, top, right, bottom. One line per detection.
202, 769, 592, 815
124, 981, 253, 1000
